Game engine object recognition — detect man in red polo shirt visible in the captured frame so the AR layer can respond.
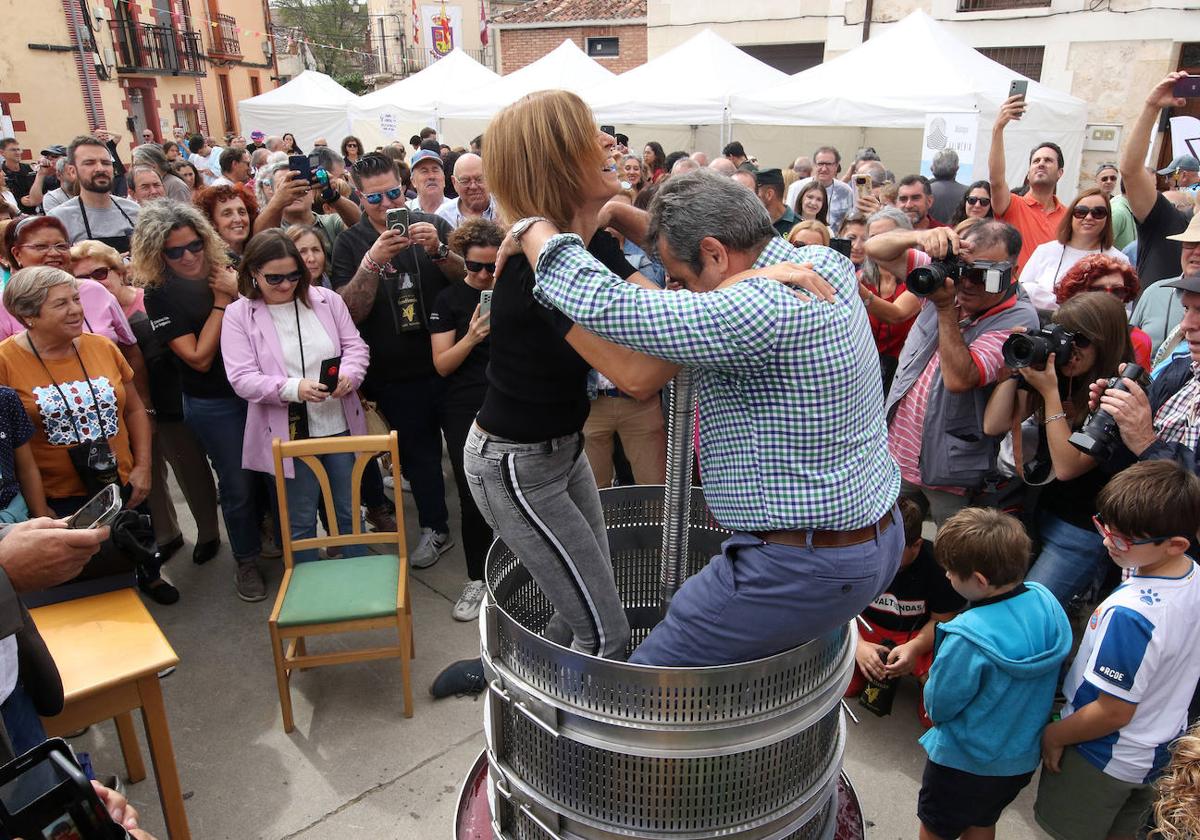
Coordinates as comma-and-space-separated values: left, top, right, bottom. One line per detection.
988, 94, 1067, 268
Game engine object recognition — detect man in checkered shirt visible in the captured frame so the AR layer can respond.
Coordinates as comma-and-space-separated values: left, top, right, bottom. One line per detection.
507, 169, 902, 667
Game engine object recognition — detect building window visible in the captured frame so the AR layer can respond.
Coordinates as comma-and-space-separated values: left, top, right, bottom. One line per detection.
250, 75, 261, 97
586, 37, 619, 59
977, 46, 1045, 82
957, 0, 1049, 11
217, 73, 235, 132
738, 43, 824, 75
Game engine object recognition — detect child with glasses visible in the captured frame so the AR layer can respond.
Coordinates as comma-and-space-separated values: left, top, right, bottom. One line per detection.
1036, 459, 1200, 840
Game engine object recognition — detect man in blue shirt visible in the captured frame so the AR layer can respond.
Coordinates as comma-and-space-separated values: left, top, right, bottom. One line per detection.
507, 169, 902, 666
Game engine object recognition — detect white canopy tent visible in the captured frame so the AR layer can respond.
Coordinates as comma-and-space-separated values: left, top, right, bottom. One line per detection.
730, 11, 1089, 194
349, 50, 500, 148
236, 71, 356, 153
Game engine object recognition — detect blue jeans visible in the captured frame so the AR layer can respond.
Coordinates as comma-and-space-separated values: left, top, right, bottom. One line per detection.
630, 508, 903, 667
1, 683, 48, 757
182, 395, 261, 562
373, 377, 448, 533
286, 437, 370, 564
1026, 511, 1110, 608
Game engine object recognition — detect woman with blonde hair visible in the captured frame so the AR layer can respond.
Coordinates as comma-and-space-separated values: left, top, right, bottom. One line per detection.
788, 219, 831, 248
131, 201, 265, 600
1152, 723, 1200, 839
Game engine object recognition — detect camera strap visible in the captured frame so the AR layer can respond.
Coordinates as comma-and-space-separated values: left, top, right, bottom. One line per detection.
287, 298, 311, 441
27, 336, 111, 445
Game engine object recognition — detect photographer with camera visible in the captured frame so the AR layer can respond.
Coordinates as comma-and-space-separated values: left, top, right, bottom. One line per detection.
867, 221, 1038, 525
983, 292, 1140, 606
253, 160, 360, 241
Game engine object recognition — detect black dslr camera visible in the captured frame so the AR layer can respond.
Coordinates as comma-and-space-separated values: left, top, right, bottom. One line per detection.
1069, 364, 1145, 461
1002, 325, 1076, 371
907, 256, 1014, 297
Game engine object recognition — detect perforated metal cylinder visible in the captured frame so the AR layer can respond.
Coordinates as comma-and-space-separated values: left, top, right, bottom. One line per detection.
481, 486, 853, 840
659, 371, 697, 615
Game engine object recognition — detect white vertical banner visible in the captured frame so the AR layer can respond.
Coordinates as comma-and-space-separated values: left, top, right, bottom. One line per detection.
1169, 116, 1200, 161
422, 4, 463, 59
920, 113, 979, 184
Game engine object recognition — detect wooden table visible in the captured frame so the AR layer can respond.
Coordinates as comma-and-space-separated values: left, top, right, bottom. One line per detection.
31, 588, 190, 840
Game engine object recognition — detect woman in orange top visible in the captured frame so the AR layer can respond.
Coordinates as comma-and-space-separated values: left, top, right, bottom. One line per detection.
0, 266, 174, 603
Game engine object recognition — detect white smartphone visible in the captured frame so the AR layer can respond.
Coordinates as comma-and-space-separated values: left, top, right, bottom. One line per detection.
479, 289, 493, 317
66, 484, 122, 529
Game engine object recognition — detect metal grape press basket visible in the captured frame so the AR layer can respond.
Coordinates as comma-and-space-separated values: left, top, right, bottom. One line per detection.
454, 373, 867, 840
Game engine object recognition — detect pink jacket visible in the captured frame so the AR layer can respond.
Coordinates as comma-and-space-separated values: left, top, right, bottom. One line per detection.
221, 286, 370, 478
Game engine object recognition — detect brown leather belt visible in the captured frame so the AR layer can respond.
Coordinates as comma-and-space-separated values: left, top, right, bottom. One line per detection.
753, 510, 895, 549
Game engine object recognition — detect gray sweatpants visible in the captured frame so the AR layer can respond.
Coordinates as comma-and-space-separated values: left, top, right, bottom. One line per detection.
463, 424, 630, 659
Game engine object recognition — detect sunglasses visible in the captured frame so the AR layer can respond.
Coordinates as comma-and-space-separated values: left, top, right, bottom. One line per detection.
1072, 206, 1109, 220
76, 267, 111, 282
1072, 334, 1093, 349
260, 271, 302, 286
465, 260, 496, 274
363, 187, 404, 205
1091, 514, 1180, 552
965, 196, 991, 207
163, 239, 205, 260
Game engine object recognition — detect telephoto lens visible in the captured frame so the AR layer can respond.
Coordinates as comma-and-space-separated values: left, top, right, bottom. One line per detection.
906, 261, 951, 297
1069, 364, 1145, 460
1002, 326, 1075, 370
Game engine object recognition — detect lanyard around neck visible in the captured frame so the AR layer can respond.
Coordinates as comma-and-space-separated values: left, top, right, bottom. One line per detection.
27, 335, 110, 444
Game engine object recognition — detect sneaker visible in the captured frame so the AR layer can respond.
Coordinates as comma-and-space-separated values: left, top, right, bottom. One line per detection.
382, 474, 395, 490
452, 580, 487, 622
410, 528, 453, 569
401, 477, 412, 493
366, 505, 397, 533
430, 658, 486, 698
235, 562, 267, 602
259, 535, 282, 560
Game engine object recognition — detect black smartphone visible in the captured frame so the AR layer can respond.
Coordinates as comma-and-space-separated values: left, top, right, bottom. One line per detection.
829, 238, 852, 258
0, 738, 130, 839
1009, 79, 1029, 100
318, 356, 341, 392
288, 154, 312, 182
600, 124, 616, 136
1174, 75, 1200, 99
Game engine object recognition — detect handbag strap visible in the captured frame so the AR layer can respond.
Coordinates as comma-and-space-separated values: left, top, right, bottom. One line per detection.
27, 336, 110, 445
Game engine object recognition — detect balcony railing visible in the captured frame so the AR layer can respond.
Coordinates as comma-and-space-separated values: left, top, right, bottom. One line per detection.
110, 20, 205, 76
388, 46, 493, 76
211, 13, 242, 57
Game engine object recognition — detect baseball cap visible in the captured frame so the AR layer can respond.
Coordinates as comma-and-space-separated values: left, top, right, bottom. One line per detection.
1157, 154, 1199, 175
250, 130, 265, 142
410, 149, 442, 169
40, 145, 67, 157
755, 168, 785, 189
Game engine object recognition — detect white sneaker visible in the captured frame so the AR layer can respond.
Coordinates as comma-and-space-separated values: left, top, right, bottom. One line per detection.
410, 528, 453, 569
382, 474, 395, 489
401, 477, 412, 493
452, 580, 488, 621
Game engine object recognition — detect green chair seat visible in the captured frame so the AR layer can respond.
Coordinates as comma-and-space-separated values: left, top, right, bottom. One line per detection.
277, 554, 401, 628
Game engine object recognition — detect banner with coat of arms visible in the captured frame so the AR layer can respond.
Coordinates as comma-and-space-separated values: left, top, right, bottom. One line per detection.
422, 4, 462, 58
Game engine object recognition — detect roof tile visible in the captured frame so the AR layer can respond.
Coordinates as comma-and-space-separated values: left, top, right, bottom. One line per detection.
493, 0, 645, 24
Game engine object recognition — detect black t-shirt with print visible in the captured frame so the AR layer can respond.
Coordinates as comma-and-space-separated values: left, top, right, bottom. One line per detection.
144, 274, 236, 399
863, 543, 965, 633
429, 281, 489, 414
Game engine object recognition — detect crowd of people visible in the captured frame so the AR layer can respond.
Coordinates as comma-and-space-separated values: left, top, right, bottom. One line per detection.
0, 67, 1197, 839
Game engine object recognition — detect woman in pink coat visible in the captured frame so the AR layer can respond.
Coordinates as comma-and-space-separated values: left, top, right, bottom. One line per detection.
221, 229, 370, 562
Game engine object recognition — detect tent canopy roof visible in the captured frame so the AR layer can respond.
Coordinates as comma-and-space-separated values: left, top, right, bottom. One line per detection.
585, 29, 788, 124
450, 40, 615, 118
241, 70, 356, 108
355, 50, 500, 115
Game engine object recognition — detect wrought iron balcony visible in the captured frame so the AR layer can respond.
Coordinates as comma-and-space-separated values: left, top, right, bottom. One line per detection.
110, 20, 205, 76
210, 13, 242, 58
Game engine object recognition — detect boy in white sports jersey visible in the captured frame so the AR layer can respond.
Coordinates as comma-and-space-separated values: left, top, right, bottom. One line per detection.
1036, 460, 1200, 840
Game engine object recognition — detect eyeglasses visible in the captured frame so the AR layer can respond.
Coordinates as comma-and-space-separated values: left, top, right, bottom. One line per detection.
965, 196, 991, 207
465, 260, 496, 274
455, 176, 486, 187
814, 161, 838, 168
18, 242, 70, 255
1091, 514, 1178, 552
163, 239, 206, 260
76, 267, 111, 282
261, 271, 302, 286
1072, 206, 1109, 220
363, 187, 404, 205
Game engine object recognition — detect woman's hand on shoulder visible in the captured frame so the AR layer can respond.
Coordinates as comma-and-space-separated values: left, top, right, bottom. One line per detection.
209, 264, 239, 303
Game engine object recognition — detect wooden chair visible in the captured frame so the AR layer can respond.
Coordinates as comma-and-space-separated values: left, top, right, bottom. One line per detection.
268, 431, 413, 733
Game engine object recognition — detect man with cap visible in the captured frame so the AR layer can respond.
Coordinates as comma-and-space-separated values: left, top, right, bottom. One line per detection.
1121, 75, 1198, 289
407, 149, 448, 215
247, 130, 266, 152
1161, 154, 1200, 208
755, 168, 799, 238
18, 144, 67, 211
40, 155, 76, 213
1131, 212, 1200, 356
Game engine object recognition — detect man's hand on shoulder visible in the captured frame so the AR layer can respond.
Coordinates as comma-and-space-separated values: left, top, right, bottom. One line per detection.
0, 518, 107, 592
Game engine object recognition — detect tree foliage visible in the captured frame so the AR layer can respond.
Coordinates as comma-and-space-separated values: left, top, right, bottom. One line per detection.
271, 0, 369, 77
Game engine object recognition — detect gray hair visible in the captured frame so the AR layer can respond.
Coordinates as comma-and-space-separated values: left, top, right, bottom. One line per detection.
931, 149, 959, 179
858, 160, 887, 187
867, 206, 912, 232
311, 146, 339, 171
128, 164, 162, 189
131, 143, 171, 176
671, 157, 700, 175
647, 169, 774, 272
2, 266, 77, 321
55, 156, 69, 176
963, 219, 1022, 263
256, 160, 289, 208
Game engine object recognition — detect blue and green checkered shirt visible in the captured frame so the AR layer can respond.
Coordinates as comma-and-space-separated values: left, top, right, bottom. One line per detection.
534, 233, 899, 531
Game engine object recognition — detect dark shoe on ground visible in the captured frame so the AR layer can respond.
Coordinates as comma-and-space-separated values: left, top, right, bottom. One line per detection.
157, 534, 184, 562
259, 536, 283, 560
235, 562, 267, 602
138, 576, 180, 605
193, 538, 220, 565
366, 505, 397, 533
430, 658, 486, 699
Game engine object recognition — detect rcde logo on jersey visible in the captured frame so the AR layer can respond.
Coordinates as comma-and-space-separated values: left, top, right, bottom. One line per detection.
1097, 665, 1126, 683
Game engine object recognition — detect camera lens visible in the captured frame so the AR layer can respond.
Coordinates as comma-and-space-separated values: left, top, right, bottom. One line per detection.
907, 263, 948, 297
1001, 333, 1048, 369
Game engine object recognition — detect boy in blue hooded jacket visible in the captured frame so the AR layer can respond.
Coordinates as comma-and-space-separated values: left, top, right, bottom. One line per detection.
917, 507, 1071, 840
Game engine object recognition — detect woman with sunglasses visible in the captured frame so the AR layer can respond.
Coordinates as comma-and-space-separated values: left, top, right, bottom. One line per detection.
72, 239, 221, 566
132, 201, 269, 601
982, 291, 1141, 607
221, 230, 369, 564
1020, 188, 1129, 312
340, 136, 363, 166
1055, 254, 1152, 370
948, 181, 993, 226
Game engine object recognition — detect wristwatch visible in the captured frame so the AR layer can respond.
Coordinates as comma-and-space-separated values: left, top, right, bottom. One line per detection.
510, 216, 550, 243
432, 242, 450, 262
